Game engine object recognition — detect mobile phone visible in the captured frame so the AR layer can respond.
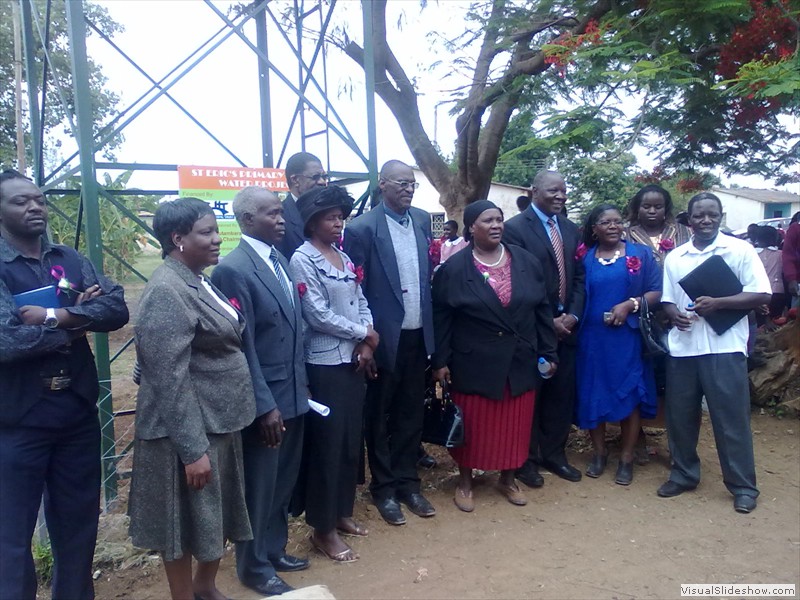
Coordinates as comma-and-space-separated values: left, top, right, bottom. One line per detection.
603, 311, 613, 323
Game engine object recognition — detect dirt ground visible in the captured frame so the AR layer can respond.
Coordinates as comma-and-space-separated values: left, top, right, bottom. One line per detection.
88, 412, 799, 600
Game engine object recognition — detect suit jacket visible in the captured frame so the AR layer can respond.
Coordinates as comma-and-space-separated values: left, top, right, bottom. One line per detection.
431, 244, 558, 400
503, 208, 586, 345
277, 194, 306, 259
343, 203, 435, 371
211, 241, 309, 421
134, 257, 256, 465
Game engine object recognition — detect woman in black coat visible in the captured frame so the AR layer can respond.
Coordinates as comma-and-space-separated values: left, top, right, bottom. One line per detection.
432, 200, 558, 512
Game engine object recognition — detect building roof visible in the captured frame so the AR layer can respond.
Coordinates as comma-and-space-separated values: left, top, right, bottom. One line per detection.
712, 187, 800, 204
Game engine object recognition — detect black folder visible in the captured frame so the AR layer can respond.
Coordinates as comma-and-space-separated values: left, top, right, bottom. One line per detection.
678, 254, 748, 336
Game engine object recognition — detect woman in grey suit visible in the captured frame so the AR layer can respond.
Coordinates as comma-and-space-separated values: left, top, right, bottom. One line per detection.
289, 186, 378, 563
129, 198, 256, 600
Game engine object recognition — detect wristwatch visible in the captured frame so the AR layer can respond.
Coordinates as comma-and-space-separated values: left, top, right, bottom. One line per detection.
43, 308, 59, 329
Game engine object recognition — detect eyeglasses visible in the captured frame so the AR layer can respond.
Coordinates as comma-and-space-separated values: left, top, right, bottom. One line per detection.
386, 179, 419, 190
596, 219, 624, 227
301, 172, 329, 182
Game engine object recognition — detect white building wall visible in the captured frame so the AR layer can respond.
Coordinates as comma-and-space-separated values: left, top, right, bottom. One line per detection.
715, 191, 764, 231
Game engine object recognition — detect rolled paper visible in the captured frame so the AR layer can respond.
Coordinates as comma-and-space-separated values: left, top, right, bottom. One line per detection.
308, 399, 330, 417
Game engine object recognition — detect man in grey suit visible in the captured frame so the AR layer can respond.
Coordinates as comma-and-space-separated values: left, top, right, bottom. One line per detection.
278, 152, 329, 259
343, 160, 436, 525
211, 186, 309, 596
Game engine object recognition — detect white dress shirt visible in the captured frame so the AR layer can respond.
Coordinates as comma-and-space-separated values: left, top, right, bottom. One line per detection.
240, 234, 294, 305
662, 233, 771, 357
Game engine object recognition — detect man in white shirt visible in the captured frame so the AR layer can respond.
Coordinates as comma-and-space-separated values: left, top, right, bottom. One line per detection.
658, 192, 771, 514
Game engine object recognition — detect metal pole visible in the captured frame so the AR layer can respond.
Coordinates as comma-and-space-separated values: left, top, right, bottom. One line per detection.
19, 0, 42, 184
361, 1, 379, 206
12, 2, 26, 170
65, 0, 117, 506
254, 4, 274, 167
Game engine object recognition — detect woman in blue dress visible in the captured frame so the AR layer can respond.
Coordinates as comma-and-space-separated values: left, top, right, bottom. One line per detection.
576, 204, 662, 486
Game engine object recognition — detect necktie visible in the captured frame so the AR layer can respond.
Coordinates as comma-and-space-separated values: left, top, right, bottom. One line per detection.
270, 247, 294, 304
399, 215, 410, 228
547, 218, 567, 304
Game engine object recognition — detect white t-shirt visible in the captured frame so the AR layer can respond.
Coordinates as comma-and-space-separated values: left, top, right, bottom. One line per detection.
662, 233, 771, 357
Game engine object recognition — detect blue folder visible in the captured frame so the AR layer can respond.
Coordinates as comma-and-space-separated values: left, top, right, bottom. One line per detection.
12, 285, 60, 308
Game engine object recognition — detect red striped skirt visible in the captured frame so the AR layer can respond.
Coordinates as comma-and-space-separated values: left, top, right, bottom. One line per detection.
449, 387, 535, 471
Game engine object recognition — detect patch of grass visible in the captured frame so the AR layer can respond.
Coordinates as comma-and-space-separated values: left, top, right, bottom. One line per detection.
32, 540, 53, 584
119, 251, 162, 285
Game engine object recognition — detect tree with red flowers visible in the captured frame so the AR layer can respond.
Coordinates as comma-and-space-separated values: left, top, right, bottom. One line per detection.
335, 0, 798, 219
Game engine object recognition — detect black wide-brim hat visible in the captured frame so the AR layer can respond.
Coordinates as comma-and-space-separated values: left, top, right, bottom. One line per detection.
296, 185, 354, 225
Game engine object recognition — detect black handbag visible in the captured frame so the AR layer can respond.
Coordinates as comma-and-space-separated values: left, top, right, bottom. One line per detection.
421, 383, 465, 448
639, 296, 669, 358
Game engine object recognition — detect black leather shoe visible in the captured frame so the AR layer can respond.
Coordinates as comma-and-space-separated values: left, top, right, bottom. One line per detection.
397, 491, 436, 518
614, 461, 633, 486
374, 497, 406, 525
417, 452, 437, 470
585, 454, 608, 478
541, 459, 582, 482
657, 480, 696, 498
515, 462, 544, 488
734, 495, 757, 513
271, 553, 310, 572
242, 575, 294, 596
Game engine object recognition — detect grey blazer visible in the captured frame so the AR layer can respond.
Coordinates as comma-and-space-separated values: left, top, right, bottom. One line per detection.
211, 240, 309, 421
134, 257, 256, 465
289, 242, 373, 366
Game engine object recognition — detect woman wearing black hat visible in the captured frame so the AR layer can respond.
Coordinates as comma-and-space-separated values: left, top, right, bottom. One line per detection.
431, 200, 558, 512
288, 185, 378, 563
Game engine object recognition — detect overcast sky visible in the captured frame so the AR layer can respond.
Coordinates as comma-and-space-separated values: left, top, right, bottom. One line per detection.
76, 0, 797, 196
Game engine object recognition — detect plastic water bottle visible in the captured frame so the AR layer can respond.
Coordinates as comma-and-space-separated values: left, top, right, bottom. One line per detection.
538, 357, 553, 379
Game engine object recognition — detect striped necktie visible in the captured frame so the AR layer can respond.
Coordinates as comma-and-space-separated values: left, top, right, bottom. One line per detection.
547, 218, 567, 304
270, 247, 293, 305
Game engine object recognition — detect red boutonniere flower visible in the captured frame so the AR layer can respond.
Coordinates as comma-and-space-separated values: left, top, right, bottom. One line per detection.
228, 297, 241, 311
626, 256, 642, 274
658, 238, 675, 252
575, 243, 588, 261
297, 282, 308, 298
346, 262, 365, 284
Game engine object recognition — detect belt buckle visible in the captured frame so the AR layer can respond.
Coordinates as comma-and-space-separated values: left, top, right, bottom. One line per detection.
50, 376, 71, 391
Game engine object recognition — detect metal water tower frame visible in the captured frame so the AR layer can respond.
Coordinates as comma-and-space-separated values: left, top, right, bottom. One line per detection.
18, 0, 379, 507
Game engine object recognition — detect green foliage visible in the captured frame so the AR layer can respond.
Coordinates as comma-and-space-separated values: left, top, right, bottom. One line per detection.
0, 0, 124, 169
32, 540, 53, 584
557, 152, 639, 220
47, 171, 160, 282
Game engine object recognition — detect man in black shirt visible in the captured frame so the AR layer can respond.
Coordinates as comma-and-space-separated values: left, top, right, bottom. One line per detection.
0, 170, 129, 600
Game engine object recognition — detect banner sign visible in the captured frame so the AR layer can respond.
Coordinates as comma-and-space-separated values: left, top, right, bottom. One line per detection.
177, 165, 289, 255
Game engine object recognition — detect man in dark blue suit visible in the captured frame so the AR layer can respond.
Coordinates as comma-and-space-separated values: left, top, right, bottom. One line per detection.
503, 170, 586, 486
211, 186, 309, 596
278, 152, 329, 259
343, 160, 436, 525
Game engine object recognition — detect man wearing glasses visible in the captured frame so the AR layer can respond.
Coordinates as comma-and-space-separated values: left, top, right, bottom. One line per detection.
279, 152, 329, 258
343, 160, 437, 525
